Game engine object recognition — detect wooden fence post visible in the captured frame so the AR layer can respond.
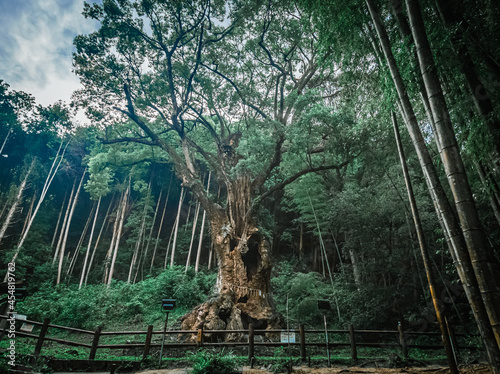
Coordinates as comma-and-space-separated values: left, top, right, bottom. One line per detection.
197, 326, 203, 347
142, 325, 154, 360
34, 318, 50, 357
398, 322, 408, 357
349, 324, 357, 360
248, 323, 254, 362
299, 324, 306, 362
89, 326, 102, 360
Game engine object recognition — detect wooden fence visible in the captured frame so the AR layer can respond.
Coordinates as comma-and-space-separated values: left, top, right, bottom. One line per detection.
0, 314, 479, 363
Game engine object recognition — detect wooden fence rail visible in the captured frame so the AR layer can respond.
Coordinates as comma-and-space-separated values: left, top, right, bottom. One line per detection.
0, 315, 480, 363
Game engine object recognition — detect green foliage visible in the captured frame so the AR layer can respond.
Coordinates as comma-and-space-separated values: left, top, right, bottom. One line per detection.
272, 261, 411, 329
17, 267, 216, 329
189, 349, 240, 374
272, 262, 331, 326
269, 347, 300, 374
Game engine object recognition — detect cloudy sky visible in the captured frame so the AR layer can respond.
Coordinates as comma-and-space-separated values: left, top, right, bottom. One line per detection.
0, 0, 99, 109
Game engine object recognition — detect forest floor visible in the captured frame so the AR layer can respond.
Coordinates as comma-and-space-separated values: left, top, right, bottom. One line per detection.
135, 364, 492, 374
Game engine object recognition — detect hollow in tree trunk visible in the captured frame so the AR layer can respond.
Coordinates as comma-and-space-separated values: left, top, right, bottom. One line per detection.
180, 176, 283, 340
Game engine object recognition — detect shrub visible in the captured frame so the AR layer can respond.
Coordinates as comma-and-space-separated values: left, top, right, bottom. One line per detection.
270, 347, 299, 374
190, 349, 240, 374
17, 267, 217, 329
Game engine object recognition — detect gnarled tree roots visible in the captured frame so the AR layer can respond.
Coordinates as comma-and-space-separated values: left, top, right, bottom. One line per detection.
180, 292, 283, 342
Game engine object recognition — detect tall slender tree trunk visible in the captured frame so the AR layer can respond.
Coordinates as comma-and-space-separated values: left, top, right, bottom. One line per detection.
406, 0, 500, 353
184, 199, 192, 232
0, 128, 12, 156
51, 191, 67, 249
57, 171, 86, 285
195, 172, 211, 273
0, 158, 35, 246
18, 191, 36, 246
85, 194, 114, 285
150, 178, 172, 273
128, 181, 151, 283
66, 202, 94, 279
207, 243, 214, 270
435, 0, 500, 163
476, 161, 500, 227
134, 182, 154, 282
140, 188, 162, 279
103, 196, 121, 284
79, 197, 101, 289
9, 140, 69, 267
365, 0, 500, 368
298, 224, 303, 260
107, 179, 130, 286
163, 215, 178, 269
393, 111, 458, 372
169, 187, 185, 268
53, 180, 76, 265
185, 201, 201, 272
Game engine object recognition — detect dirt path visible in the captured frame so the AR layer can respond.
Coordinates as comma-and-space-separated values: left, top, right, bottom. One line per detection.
135, 364, 492, 374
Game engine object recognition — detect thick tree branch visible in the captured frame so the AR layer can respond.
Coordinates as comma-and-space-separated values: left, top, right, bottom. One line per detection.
252, 133, 285, 191
201, 63, 268, 119
251, 159, 352, 213
97, 136, 157, 146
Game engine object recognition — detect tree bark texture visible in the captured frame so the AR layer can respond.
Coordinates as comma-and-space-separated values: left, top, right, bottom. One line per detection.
180, 176, 282, 340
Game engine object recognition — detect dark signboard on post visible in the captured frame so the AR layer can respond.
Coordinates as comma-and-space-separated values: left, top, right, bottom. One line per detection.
161, 299, 176, 312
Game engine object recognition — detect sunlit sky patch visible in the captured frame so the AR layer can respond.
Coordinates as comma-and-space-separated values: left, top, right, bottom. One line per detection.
0, 0, 100, 111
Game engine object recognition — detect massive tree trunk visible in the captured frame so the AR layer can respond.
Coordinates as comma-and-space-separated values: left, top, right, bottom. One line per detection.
180, 176, 282, 340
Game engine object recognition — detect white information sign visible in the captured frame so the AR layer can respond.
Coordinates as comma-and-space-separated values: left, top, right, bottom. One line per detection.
14, 314, 27, 320
20, 323, 34, 333
280, 330, 296, 343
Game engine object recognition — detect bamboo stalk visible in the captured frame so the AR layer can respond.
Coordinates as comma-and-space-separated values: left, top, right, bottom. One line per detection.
185, 201, 201, 272
150, 177, 172, 273
195, 172, 211, 273
53, 180, 76, 265
0, 158, 35, 245
79, 197, 101, 289
108, 178, 131, 286
169, 187, 185, 268
50, 190, 67, 249
392, 110, 458, 372
57, 171, 86, 284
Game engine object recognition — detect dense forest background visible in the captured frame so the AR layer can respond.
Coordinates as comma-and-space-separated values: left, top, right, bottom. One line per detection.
1, 0, 500, 363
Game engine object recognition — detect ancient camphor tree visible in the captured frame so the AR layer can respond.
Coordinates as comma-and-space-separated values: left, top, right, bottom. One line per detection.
73, 0, 357, 335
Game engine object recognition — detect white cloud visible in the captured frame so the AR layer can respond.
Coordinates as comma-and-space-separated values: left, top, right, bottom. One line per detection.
0, 0, 98, 108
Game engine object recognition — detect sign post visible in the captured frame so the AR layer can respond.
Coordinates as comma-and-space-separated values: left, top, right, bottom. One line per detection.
318, 300, 331, 367
158, 298, 176, 369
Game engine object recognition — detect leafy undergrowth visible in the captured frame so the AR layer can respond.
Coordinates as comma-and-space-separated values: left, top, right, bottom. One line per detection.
16, 266, 217, 331
5, 264, 486, 371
